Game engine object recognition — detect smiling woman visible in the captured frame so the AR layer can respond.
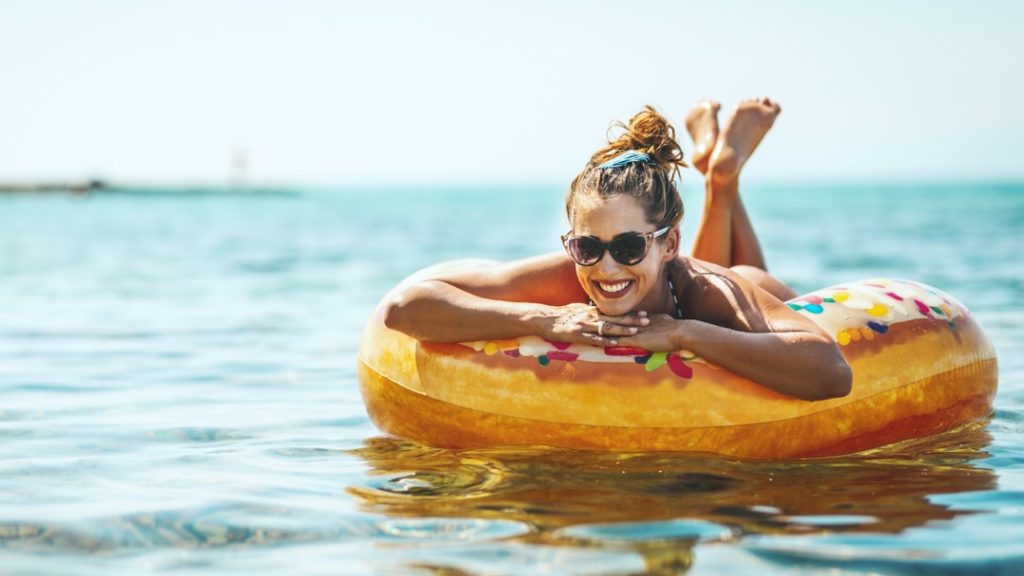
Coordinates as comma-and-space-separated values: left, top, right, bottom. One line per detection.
382, 100, 852, 400
362, 100, 997, 456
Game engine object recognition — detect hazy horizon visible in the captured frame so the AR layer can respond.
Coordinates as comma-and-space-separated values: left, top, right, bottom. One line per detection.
4, 1, 1023, 187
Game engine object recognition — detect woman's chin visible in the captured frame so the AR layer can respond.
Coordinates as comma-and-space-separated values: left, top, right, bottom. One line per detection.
593, 298, 637, 318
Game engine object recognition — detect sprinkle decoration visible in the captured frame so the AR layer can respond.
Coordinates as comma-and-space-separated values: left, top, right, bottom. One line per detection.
645, 352, 668, 372
666, 355, 694, 379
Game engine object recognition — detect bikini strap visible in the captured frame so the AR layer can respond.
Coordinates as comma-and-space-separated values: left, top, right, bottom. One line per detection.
667, 274, 683, 319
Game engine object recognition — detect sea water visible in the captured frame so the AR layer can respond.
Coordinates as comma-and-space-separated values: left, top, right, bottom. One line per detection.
0, 182, 1022, 574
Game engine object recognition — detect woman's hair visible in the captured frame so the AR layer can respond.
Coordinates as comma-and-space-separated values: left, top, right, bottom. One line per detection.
566, 105, 687, 229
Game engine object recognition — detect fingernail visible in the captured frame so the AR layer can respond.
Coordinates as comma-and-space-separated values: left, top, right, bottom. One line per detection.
609, 340, 618, 346
641, 318, 650, 325
629, 327, 637, 333
638, 310, 648, 317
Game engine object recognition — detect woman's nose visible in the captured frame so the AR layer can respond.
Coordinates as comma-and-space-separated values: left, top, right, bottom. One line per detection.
595, 251, 622, 274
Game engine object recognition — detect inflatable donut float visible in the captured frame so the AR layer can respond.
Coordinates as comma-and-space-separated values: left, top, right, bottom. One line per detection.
357, 260, 998, 459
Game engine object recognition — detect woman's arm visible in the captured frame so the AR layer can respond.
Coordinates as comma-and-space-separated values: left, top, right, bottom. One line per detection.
618, 263, 852, 401
382, 253, 646, 345
675, 319, 850, 400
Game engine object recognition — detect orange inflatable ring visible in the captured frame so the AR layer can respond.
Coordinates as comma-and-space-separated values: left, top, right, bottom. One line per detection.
358, 260, 998, 459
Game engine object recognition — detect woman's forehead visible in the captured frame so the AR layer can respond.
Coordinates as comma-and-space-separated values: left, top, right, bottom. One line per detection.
570, 194, 650, 235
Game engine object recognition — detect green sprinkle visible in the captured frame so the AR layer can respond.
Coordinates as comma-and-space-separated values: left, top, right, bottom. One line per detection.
645, 352, 667, 372
538, 355, 550, 366
931, 306, 944, 316
824, 297, 836, 303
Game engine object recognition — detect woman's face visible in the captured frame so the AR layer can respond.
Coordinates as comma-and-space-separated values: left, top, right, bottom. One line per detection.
568, 194, 679, 317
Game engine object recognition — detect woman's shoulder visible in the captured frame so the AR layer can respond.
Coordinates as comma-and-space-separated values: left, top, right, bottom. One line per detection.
672, 256, 724, 297
432, 252, 585, 305
476, 252, 577, 287
674, 256, 759, 325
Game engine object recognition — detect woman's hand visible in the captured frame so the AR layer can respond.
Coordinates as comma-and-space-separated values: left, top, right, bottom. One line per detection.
543, 303, 650, 347
614, 313, 684, 352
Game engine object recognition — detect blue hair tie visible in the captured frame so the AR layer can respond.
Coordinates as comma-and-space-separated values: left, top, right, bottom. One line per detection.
599, 150, 652, 170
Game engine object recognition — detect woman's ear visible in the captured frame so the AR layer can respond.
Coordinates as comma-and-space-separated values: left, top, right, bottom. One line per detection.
661, 227, 680, 262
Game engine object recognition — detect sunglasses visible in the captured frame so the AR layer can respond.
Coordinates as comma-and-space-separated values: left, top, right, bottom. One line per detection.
561, 226, 670, 266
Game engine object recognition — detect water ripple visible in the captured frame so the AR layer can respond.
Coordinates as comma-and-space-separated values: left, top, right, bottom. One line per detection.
553, 518, 736, 545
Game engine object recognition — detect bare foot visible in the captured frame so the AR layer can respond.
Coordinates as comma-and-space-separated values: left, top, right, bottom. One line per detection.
708, 97, 781, 183
685, 99, 720, 175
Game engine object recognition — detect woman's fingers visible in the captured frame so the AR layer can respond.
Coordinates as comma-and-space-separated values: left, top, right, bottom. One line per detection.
593, 312, 648, 337
594, 320, 639, 337
581, 332, 619, 347
550, 305, 647, 346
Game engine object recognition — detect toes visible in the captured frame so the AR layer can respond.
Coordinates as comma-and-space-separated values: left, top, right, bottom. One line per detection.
700, 98, 720, 111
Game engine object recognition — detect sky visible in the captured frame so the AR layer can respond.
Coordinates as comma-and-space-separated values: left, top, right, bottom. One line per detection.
2, 0, 1022, 186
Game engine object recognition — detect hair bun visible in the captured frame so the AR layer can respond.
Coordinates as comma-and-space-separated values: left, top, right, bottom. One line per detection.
592, 105, 687, 178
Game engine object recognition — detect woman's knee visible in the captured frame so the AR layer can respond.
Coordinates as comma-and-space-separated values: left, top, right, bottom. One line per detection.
730, 265, 798, 301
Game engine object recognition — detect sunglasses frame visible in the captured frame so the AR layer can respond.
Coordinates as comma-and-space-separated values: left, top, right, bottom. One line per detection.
561, 226, 671, 267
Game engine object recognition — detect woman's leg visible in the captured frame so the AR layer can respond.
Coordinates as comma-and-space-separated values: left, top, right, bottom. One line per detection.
686, 98, 797, 301
686, 100, 732, 266
729, 194, 766, 270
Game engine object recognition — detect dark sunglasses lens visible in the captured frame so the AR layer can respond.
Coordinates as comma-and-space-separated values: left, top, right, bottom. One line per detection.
609, 234, 647, 265
569, 237, 604, 265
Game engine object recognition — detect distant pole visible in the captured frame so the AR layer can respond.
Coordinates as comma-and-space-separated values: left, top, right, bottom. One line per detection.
231, 146, 249, 191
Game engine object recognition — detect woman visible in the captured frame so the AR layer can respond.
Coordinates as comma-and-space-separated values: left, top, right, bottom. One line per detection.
384, 98, 852, 401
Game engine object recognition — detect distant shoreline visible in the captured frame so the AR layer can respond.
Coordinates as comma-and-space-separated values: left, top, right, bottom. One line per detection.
0, 180, 108, 194
0, 180, 294, 196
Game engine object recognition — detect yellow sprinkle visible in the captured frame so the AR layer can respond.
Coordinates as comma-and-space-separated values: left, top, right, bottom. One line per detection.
483, 342, 499, 356
837, 330, 851, 346
833, 291, 849, 302
495, 338, 519, 350
867, 303, 889, 317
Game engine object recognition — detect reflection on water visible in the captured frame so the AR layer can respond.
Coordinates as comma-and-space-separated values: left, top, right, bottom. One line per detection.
350, 422, 997, 574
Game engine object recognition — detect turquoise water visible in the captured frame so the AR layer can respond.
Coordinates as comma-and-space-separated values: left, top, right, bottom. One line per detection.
1, 182, 1022, 574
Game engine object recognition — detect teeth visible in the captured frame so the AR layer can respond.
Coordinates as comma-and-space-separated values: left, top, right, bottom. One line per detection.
598, 280, 630, 293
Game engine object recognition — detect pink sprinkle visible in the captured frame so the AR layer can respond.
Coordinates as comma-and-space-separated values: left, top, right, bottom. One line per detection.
604, 346, 650, 356
885, 291, 904, 301
803, 295, 823, 305
503, 350, 521, 358
914, 299, 931, 315
546, 351, 579, 362
667, 355, 693, 378
543, 339, 572, 350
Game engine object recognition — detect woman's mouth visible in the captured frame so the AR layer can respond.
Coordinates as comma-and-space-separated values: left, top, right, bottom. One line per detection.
594, 279, 634, 299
